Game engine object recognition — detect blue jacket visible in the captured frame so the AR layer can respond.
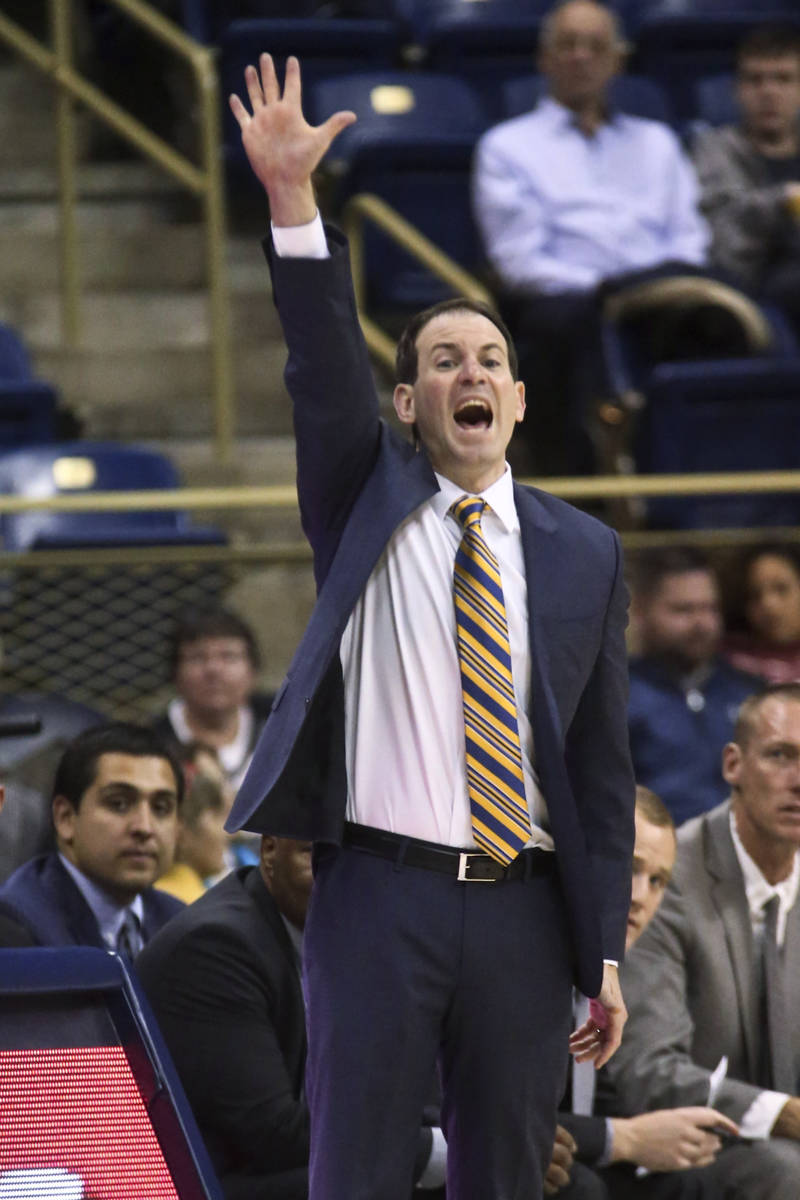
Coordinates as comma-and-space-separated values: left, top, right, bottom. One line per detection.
0, 853, 183, 948
226, 230, 635, 996
628, 656, 759, 824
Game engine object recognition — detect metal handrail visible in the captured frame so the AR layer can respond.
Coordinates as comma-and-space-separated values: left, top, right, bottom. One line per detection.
0, 469, 797, 515
342, 191, 495, 371
0, 0, 234, 461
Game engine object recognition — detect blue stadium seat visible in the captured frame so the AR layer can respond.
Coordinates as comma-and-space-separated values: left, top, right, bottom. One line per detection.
309, 70, 491, 313
632, 358, 800, 528
0, 323, 58, 447
627, 2, 799, 122
406, 0, 548, 115
692, 71, 738, 128
499, 71, 673, 124
218, 18, 402, 172
0, 442, 227, 551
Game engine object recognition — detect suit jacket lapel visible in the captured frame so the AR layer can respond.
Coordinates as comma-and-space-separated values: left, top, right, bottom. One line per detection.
704, 807, 761, 1079
782, 867, 800, 1091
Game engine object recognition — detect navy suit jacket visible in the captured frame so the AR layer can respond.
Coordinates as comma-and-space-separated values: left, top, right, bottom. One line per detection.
0, 853, 182, 948
227, 229, 635, 996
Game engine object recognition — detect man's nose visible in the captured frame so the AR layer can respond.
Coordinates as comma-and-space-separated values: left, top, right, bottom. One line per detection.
130, 801, 155, 836
458, 355, 485, 381
630, 874, 647, 906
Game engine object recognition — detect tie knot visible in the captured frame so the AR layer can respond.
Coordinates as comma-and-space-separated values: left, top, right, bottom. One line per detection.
451, 495, 486, 532
764, 894, 781, 935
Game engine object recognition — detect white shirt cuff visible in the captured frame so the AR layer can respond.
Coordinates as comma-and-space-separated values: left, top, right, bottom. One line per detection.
416, 1126, 447, 1189
739, 1089, 791, 1140
271, 211, 329, 259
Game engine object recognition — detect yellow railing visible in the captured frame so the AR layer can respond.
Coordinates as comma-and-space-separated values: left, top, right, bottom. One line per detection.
0, 0, 234, 461
342, 192, 495, 370
0, 471, 796, 557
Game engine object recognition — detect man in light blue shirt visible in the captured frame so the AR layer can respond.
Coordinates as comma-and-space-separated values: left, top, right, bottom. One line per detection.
472, 0, 709, 475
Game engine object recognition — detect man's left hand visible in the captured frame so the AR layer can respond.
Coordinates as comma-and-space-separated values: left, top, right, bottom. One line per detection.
568, 962, 627, 1068
544, 1125, 577, 1195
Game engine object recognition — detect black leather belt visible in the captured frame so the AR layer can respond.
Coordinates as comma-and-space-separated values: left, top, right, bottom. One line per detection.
342, 822, 555, 882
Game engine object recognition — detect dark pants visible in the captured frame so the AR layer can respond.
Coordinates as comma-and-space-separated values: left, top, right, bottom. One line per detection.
303, 842, 574, 1200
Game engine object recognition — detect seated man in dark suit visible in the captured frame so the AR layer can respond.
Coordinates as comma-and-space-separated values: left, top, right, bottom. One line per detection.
0, 723, 184, 951
137, 834, 446, 1200
558, 787, 737, 1199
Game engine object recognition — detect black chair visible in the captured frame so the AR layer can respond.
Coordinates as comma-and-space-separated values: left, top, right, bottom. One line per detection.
309, 70, 491, 315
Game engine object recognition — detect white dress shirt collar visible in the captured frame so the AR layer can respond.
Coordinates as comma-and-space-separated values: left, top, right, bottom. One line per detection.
432, 464, 519, 535
729, 809, 800, 946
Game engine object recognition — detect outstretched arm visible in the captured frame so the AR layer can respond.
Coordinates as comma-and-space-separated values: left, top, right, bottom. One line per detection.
228, 53, 355, 226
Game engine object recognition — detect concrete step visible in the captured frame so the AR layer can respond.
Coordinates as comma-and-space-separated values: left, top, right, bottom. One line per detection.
34, 342, 291, 438
0, 286, 280, 351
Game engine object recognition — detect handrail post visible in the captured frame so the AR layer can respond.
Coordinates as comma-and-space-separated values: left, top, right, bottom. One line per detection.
50, 0, 81, 346
196, 51, 234, 464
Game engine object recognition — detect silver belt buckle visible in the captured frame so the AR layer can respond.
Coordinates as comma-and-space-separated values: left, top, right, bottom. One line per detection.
457, 852, 496, 882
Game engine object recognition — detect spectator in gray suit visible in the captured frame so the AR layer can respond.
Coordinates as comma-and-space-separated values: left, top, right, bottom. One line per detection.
606, 683, 800, 1198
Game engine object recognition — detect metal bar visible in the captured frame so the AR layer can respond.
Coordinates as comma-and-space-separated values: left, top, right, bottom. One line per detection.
0, 0, 235, 462
0, 528, 798, 571
50, 0, 81, 344
0, 469, 793, 516
196, 51, 234, 463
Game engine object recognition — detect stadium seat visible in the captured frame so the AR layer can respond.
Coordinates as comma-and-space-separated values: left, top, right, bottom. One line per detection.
218, 18, 403, 171
0, 442, 227, 551
309, 70, 490, 314
499, 71, 673, 124
626, 1, 799, 122
406, 0, 549, 115
691, 70, 738, 128
631, 358, 800, 528
0, 323, 58, 447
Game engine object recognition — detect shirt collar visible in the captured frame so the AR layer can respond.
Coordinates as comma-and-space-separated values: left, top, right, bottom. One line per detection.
433, 464, 519, 534
729, 809, 800, 932
58, 853, 145, 949
538, 93, 620, 132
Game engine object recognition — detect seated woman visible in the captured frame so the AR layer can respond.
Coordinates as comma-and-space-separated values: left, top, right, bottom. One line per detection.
156, 743, 230, 904
722, 543, 800, 684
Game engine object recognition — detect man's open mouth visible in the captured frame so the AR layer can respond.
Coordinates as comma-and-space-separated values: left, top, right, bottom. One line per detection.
454, 399, 492, 429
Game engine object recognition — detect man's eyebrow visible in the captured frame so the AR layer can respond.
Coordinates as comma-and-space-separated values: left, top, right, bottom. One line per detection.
429, 340, 507, 355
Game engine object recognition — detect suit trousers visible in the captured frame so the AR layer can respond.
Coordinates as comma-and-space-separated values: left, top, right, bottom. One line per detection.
303, 842, 574, 1200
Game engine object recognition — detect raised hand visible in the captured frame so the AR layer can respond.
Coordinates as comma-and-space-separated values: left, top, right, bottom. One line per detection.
228, 54, 356, 226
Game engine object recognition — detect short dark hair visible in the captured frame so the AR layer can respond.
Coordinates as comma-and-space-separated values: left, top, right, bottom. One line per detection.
53, 723, 185, 811
169, 607, 261, 676
633, 546, 715, 603
737, 24, 800, 70
634, 784, 675, 833
734, 683, 800, 748
394, 297, 519, 385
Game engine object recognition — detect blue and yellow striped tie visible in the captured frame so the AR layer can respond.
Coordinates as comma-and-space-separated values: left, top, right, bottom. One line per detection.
452, 495, 531, 864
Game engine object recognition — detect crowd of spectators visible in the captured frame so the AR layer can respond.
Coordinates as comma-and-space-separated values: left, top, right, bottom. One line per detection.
1, 0, 800, 1196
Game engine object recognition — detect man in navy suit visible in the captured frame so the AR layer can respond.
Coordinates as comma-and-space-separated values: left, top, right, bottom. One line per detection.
0, 723, 183, 950
226, 55, 635, 1200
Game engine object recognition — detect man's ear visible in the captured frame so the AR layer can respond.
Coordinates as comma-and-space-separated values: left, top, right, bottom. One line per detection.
721, 742, 741, 789
393, 383, 416, 426
514, 379, 526, 423
259, 835, 278, 886
52, 794, 76, 846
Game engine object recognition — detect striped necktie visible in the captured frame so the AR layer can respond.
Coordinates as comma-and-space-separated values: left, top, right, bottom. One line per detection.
451, 495, 531, 864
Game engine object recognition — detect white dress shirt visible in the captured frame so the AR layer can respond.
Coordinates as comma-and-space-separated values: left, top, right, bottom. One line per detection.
473, 96, 709, 294
729, 811, 800, 1138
